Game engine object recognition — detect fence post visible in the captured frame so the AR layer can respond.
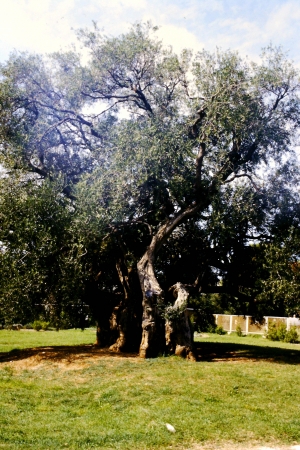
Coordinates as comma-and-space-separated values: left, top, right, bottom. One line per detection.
229, 315, 233, 334
246, 316, 249, 335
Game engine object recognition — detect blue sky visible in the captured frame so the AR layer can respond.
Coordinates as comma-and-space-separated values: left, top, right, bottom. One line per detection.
0, 0, 300, 64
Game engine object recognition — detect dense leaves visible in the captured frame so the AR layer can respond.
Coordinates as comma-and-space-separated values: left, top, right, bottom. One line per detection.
0, 23, 300, 336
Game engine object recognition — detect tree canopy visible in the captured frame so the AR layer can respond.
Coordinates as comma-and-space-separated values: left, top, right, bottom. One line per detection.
0, 23, 300, 357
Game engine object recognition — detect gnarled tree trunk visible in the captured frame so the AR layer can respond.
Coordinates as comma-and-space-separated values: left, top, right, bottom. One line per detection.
137, 204, 201, 358
94, 293, 119, 347
165, 283, 196, 360
109, 258, 142, 352
137, 249, 165, 358
137, 205, 201, 358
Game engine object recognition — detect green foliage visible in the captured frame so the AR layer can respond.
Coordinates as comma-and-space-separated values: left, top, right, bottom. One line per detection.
188, 295, 219, 332
215, 326, 226, 335
40, 321, 49, 331
266, 322, 298, 343
285, 326, 299, 343
0, 177, 88, 325
255, 237, 300, 317
161, 302, 187, 322
236, 325, 243, 337
207, 323, 217, 333
32, 321, 42, 331
0, 22, 300, 329
266, 323, 278, 341
32, 320, 49, 331
277, 323, 287, 341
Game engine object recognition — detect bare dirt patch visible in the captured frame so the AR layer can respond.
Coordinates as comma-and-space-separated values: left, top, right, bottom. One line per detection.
1, 339, 299, 372
186, 443, 300, 450
0, 344, 139, 371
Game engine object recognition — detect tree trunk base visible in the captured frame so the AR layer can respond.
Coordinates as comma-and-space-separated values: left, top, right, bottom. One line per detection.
109, 332, 126, 352
139, 316, 165, 358
108, 301, 142, 353
174, 344, 196, 361
165, 283, 195, 360
94, 324, 113, 347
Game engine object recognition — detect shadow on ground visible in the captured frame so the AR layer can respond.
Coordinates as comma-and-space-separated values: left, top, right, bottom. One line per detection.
1, 341, 300, 365
0, 345, 138, 365
194, 341, 300, 364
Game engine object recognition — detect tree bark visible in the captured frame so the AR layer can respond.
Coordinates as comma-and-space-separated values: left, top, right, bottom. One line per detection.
95, 294, 141, 351
137, 249, 165, 358
109, 259, 142, 352
137, 205, 200, 358
108, 303, 126, 352
94, 297, 117, 347
165, 283, 196, 360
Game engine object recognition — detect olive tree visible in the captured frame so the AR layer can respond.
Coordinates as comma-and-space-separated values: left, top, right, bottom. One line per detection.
0, 23, 299, 357
75, 28, 300, 357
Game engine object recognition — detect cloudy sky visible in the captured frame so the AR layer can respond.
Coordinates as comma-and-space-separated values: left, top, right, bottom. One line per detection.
0, 0, 299, 64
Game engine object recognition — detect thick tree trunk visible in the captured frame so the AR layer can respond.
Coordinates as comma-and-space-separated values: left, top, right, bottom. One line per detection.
108, 258, 130, 352
95, 294, 141, 351
94, 295, 118, 347
109, 302, 142, 352
137, 205, 200, 358
95, 321, 111, 347
108, 304, 127, 352
84, 280, 118, 348
137, 250, 165, 358
165, 283, 196, 360
109, 259, 142, 352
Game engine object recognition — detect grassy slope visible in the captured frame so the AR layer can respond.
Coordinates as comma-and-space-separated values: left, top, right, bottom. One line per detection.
0, 330, 300, 449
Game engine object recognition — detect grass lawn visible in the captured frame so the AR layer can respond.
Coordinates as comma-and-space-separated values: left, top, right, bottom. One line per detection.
0, 328, 96, 353
0, 330, 300, 449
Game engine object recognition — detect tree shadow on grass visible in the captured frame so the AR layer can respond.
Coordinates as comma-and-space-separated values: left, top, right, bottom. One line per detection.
194, 340, 300, 364
1, 341, 300, 365
0, 345, 139, 365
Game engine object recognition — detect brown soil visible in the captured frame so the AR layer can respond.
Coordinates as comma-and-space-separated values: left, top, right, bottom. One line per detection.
187, 444, 300, 450
1, 338, 299, 371
0, 344, 140, 371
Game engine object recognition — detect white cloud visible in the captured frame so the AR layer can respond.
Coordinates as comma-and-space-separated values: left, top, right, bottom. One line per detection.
155, 24, 203, 54
195, 2, 300, 64
0, 0, 299, 66
207, 17, 262, 54
265, 1, 300, 40
79, 0, 147, 19
114, 0, 147, 9
0, 0, 76, 57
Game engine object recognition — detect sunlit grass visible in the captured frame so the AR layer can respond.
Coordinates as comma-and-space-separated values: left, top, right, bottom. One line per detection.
0, 331, 300, 449
0, 328, 95, 353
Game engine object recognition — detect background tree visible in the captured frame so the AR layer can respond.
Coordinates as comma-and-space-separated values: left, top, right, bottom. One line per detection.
0, 176, 79, 326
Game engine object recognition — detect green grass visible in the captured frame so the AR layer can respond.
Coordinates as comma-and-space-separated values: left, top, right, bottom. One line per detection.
0, 330, 300, 449
0, 328, 95, 353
